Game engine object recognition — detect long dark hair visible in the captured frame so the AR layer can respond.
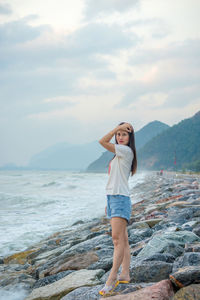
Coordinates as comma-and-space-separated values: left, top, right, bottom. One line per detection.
109, 122, 137, 176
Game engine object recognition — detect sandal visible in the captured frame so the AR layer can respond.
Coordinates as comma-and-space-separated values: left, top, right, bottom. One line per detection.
99, 279, 119, 296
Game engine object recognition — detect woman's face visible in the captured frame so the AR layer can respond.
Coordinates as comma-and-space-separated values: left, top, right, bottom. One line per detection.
116, 130, 129, 145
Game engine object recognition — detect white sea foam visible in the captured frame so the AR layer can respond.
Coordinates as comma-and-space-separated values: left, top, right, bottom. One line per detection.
0, 170, 147, 258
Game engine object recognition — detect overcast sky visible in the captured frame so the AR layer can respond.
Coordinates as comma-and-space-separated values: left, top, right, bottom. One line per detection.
0, 0, 200, 166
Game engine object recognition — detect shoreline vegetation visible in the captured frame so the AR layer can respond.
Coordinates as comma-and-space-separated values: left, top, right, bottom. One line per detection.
1, 170, 200, 299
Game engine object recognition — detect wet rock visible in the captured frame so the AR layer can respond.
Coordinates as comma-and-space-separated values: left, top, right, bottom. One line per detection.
32, 270, 74, 288
72, 220, 85, 226
25, 269, 105, 300
4, 249, 37, 265
0, 272, 36, 290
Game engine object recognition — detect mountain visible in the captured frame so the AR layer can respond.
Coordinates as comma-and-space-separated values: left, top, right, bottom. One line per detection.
27, 141, 103, 171
86, 120, 170, 173
138, 111, 200, 171
135, 120, 169, 149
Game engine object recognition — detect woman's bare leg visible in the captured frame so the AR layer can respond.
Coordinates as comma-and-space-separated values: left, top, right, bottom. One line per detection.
106, 217, 127, 286
119, 226, 131, 281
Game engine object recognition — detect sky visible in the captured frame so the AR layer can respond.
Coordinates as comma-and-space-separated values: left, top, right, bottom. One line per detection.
0, 0, 200, 166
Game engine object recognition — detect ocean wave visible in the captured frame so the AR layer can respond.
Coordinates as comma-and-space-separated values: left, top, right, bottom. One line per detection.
67, 185, 77, 189
42, 181, 58, 187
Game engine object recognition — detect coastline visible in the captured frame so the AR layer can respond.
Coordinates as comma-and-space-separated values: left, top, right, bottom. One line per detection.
1, 170, 200, 300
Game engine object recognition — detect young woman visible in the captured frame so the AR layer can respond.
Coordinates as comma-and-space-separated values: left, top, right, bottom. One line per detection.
98, 122, 137, 297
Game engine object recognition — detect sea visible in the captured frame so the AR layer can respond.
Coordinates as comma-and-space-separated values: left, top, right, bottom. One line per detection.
0, 170, 148, 299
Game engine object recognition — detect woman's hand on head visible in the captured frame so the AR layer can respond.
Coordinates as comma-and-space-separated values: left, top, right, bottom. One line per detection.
118, 123, 133, 133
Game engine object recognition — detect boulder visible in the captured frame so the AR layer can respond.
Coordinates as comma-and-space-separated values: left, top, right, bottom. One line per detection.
43, 251, 99, 276
185, 242, 200, 252
102, 279, 174, 300
170, 266, 200, 287
4, 249, 37, 265
172, 252, 200, 272
137, 231, 200, 259
193, 225, 200, 237
130, 260, 173, 282
25, 269, 105, 300
128, 221, 150, 229
129, 228, 153, 244
172, 283, 200, 299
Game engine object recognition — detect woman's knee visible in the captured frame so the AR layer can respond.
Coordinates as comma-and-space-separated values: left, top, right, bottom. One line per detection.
112, 232, 124, 246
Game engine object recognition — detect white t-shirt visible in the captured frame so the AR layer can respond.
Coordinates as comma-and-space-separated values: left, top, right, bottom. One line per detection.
106, 144, 134, 196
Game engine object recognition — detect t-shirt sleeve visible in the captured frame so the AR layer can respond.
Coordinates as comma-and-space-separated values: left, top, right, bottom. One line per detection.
114, 144, 133, 159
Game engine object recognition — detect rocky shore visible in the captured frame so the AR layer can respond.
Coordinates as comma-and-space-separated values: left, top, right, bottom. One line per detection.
1, 171, 200, 300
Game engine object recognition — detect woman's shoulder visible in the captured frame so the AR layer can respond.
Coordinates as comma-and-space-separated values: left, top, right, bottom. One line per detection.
115, 144, 133, 158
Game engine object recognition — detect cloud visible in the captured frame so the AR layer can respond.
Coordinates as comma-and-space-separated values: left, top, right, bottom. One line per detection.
115, 38, 200, 109
0, 19, 139, 115
84, 0, 140, 19
0, 15, 51, 46
0, 3, 12, 15
0, 20, 138, 70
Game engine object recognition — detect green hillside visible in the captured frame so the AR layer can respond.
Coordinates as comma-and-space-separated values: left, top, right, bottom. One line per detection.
138, 111, 200, 171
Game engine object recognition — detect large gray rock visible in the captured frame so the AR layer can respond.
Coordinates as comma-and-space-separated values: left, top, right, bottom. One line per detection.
167, 207, 200, 225
172, 252, 200, 272
128, 228, 153, 244
170, 266, 200, 287
25, 269, 105, 300
137, 231, 200, 259
130, 260, 173, 282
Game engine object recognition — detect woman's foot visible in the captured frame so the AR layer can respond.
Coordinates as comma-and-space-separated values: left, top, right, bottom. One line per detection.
118, 273, 130, 283
106, 274, 118, 286
99, 279, 119, 296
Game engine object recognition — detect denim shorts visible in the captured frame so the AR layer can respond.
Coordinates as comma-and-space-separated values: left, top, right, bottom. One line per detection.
106, 194, 132, 224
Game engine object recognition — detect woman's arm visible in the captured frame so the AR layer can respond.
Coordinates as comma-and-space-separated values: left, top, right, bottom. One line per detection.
98, 126, 120, 153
